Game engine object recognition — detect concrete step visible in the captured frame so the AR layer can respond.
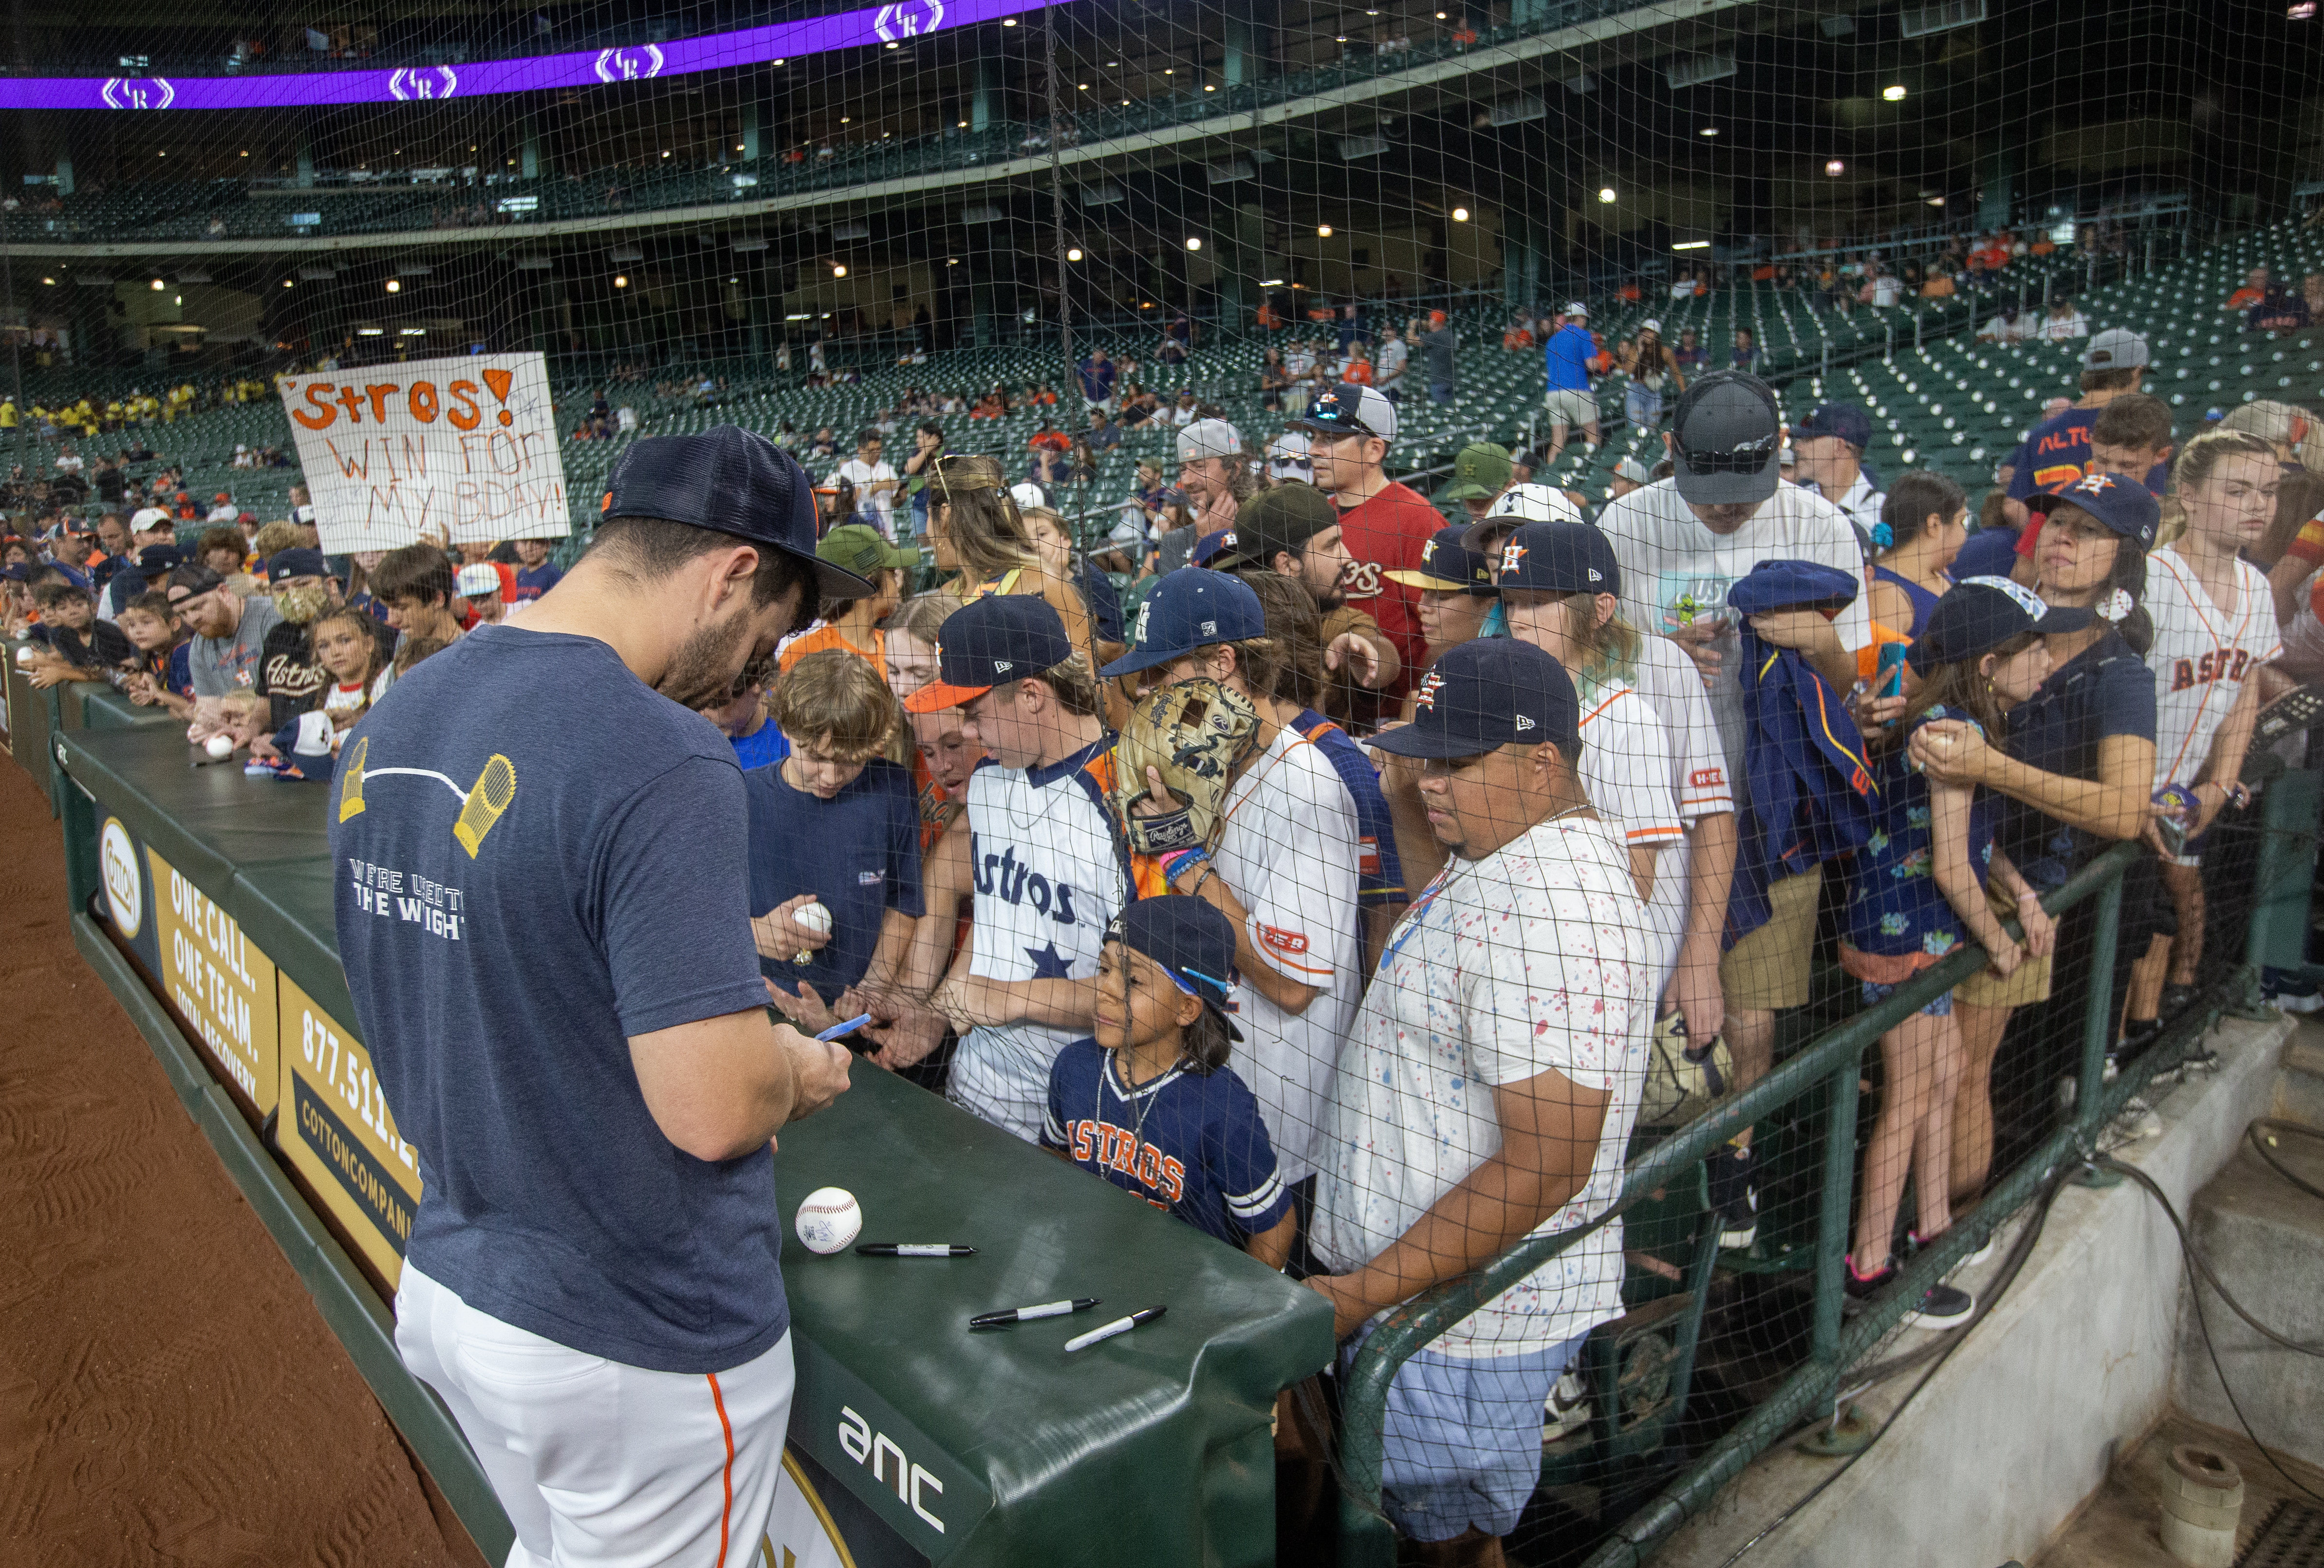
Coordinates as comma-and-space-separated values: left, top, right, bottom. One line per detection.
2276, 1027, 2324, 1128
2169, 1046, 2324, 1468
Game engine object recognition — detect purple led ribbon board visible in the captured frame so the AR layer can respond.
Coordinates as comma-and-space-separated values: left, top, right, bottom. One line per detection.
0, 0, 1048, 111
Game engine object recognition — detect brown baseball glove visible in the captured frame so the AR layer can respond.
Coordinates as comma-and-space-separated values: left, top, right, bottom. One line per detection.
1108, 677, 1264, 857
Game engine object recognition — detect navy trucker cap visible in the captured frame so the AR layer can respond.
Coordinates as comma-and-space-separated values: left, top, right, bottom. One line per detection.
1107, 895, 1244, 1041
600, 426, 872, 601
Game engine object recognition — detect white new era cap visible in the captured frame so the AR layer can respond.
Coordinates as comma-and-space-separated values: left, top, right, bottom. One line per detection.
455, 564, 502, 599
1564, 301, 1589, 317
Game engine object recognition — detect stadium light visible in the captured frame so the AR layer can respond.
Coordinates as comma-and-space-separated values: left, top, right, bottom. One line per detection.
1185, 237, 1203, 251
833, 264, 848, 277
885, 40, 900, 49
400, 328, 427, 336
1002, 16, 1016, 23
1318, 224, 1333, 237
357, 327, 384, 336
1699, 126, 1720, 136
1884, 84, 1908, 100
1825, 159, 1846, 175
1451, 207, 1470, 222
614, 274, 630, 287
150, 279, 166, 291
1928, 195, 1947, 205
282, 279, 294, 288
1598, 187, 1617, 203
1673, 240, 1710, 250
1067, 247, 1084, 261
386, 279, 402, 293
40, 277, 53, 285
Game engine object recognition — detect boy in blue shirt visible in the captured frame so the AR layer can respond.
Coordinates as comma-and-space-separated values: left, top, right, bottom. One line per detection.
748, 649, 922, 1041
510, 537, 564, 605
1042, 896, 1297, 1263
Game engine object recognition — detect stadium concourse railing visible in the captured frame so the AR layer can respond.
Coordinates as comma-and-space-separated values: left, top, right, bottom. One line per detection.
1331, 838, 2263, 1565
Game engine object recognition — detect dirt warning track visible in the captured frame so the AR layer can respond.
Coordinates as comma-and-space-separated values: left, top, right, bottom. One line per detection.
0, 756, 475, 1568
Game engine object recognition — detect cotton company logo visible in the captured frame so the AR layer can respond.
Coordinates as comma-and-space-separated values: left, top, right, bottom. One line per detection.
1259, 924, 1309, 957
100, 817, 142, 938
1413, 671, 1443, 712
1500, 542, 1528, 575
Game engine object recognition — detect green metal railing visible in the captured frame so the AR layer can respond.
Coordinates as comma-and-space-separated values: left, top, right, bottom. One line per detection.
1332, 840, 2226, 1565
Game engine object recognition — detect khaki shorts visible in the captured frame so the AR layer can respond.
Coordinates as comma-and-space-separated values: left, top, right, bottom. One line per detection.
1543, 388, 1599, 427
1953, 881, 2055, 1010
1720, 866, 1821, 1011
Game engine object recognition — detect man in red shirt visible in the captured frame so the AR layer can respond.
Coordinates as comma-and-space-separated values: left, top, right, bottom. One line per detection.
1296, 382, 1438, 728
2223, 265, 2269, 313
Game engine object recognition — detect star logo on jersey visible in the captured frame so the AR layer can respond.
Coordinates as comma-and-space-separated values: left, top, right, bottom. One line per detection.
1023, 941, 1075, 978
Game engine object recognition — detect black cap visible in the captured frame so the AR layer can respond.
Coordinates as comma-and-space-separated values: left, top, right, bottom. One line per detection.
600, 426, 872, 601
266, 547, 332, 583
1369, 639, 1581, 760
165, 563, 226, 600
1494, 520, 1620, 597
1106, 895, 1244, 1042
902, 592, 1074, 712
1671, 372, 1783, 506
1909, 576, 2093, 668
1211, 483, 1337, 571
132, 543, 186, 579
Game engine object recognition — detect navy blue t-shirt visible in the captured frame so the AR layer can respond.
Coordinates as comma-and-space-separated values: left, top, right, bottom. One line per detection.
511, 560, 564, 604
2007, 408, 2172, 502
1042, 1039, 1294, 1247
744, 757, 923, 1000
1996, 629, 2157, 891
330, 625, 781, 1375
1078, 557, 1125, 646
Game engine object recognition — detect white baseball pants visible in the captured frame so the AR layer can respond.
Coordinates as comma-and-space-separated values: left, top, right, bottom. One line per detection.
396, 1263, 795, 1568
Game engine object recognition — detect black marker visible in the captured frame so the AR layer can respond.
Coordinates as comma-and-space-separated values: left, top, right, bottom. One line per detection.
968, 1297, 1100, 1329
855, 1243, 976, 1257
1064, 1305, 1166, 1353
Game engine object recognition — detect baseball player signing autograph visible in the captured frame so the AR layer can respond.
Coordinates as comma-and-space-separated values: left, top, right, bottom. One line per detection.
331, 427, 864, 1568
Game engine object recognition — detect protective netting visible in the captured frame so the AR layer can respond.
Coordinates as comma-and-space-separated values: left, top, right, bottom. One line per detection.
8, 0, 2324, 1561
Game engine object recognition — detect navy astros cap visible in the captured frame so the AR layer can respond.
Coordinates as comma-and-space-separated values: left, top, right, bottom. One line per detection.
1291, 383, 1399, 446
1671, 372, 1784, 507
601, 426, 872, 602
1370, 638, 1581, 761
2026, 469, 2160, 552
1386, 525, 1499, 595
1725, 559, 1859, 616
1493, 521, 1619, 596
902, 593, 1074, 713
1909, 576, 2092, 669
1102, 568, 1266, 677
1107, 895, 1244, 1042
1192, 528, 1243, 568
132, 543, 186, 579
265, 547, 332, 583
1794, 403, 1873, 451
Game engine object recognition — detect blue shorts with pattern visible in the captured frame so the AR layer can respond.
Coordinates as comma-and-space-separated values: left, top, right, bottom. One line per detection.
1861, 978, 1953, 1017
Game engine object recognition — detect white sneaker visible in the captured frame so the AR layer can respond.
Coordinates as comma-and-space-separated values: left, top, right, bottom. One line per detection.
1542, 1370, 1592, 1442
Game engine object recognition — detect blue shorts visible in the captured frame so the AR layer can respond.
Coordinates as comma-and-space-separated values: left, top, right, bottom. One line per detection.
1862, 978, 1953, 1017
1349, 1330, 1588, 1542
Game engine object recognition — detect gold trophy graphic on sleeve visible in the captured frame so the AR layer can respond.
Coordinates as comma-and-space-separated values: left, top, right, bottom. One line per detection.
454, 755, 518, 857
337, 736, 368, 822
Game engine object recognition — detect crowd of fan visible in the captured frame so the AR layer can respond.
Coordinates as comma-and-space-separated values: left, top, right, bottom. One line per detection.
11, 308, 2324, 1564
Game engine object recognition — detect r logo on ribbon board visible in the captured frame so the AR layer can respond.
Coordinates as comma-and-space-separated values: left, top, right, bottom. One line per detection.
278, 352, 572, 552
